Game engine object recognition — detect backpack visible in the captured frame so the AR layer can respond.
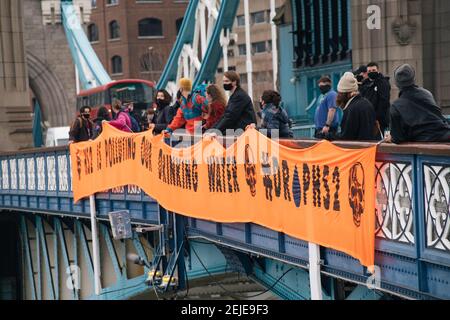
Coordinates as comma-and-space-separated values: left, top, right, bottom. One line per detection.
129, 113, 141, 133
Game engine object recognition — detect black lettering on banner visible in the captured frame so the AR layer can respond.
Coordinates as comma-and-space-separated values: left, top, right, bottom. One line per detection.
83, 146, 94, 175
175, 159, 181, 187
207, 157, 214, 192
231, 156, 240, 193
141, 137, 152, 172
313, 165, 321, 208
222, 161, 226, 193
282, 160, 291, 201
323, 165, 330, 210
158, 149, 163, 180
216, 159, 222, 192
262, 153, 273, 201
303, 164, 310, 205
332, 166, 341, 211
165, 154, 170, 184
96, 143, 102, 171
292, 165, 301, 208
181, 160, 186, 189
76, 150, 82, 180
185, 160, 191, 190
273, 157, 281, 198
244, 144, 257, 197
226, 161, 233, 193
170, 156, 174, 186
192, 159, 198, 192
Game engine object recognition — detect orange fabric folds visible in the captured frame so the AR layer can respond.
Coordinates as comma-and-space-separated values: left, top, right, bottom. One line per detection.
70, 123, 377, 267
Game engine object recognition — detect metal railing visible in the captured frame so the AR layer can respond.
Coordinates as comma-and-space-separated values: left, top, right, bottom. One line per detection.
1, 139, 449, 299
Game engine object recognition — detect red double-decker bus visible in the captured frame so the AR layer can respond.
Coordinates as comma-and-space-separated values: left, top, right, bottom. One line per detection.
76, 79, 156, 117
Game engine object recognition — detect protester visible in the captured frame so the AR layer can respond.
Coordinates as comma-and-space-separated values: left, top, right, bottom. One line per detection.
213, 71, 256, 134
360, 62, 391, 136
108, 99, 132, 132
125, 102, 141, 132
165, 78, 206, 134
93, 106, 111, 138
337, 72, 377, 141
68, 106, 95, 143
387, 64, 450, 143
314, 76, 339, 140
353, 65, 370, 93
248, 90, 293, 138
202, 84, 226, 131
148, 89, 174, 134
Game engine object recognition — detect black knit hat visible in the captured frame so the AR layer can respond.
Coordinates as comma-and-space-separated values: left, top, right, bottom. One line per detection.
394, 64, 416, 89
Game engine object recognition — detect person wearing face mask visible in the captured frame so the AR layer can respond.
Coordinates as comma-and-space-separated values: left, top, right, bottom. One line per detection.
336, 72, 377, 141
314, 76, 339, 140
69, 106, 95, 143
353, 65, 370, 94
361, 62, 391, 137
150, 89, 175, 134
213, 71, 256, 134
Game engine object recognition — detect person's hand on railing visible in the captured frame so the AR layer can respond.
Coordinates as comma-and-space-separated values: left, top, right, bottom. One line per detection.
148, 124, 155, 132
383, 133, 393, 143
246, 123, 256, 130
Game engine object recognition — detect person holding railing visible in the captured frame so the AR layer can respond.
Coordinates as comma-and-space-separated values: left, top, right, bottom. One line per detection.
106, 99, 132, 133
212, 71, 256, 134
164, 78, 206, 135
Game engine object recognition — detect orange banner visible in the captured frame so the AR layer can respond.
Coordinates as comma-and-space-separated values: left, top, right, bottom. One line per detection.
70, 123, 376, 267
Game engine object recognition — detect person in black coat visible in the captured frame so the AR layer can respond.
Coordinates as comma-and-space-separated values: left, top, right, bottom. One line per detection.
388, 64, 450, 143
336, 72, 377, 141
361, 62, 391, 135
213, 71, 256, 134
69, 106, 95, 143
150, 89, 176, 134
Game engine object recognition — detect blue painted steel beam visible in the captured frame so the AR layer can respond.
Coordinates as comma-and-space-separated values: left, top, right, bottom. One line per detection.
157, 0, 200, 90
193, 0, 240, 88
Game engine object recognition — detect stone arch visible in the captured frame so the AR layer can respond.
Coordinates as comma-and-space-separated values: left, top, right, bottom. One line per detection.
27, 52, 72, 127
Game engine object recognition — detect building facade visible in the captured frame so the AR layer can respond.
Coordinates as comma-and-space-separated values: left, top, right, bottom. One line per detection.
277, 0, 450, 129
88, 0, 188, 82
216, 0, 284, 104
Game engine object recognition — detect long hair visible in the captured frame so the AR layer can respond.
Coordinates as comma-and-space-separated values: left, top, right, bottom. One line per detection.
155, 89, 172, 105
206, 84, 227, 117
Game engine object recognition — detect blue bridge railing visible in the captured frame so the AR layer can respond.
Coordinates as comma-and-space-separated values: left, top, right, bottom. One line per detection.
0, 140, 449, 300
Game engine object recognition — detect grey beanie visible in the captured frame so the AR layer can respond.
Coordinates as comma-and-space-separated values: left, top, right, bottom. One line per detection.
394, 64, 416, 89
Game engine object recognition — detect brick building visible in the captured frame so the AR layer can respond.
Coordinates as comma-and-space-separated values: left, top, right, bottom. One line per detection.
88, 0, 188, 82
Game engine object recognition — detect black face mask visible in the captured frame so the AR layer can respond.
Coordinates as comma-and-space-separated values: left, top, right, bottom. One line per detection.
156, 99, 167, 107
356, 75, 364, 83
82, 113, 90, 119
223, 83, 233, 91
368, 72, 379, 80
319, 85, 331, 95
